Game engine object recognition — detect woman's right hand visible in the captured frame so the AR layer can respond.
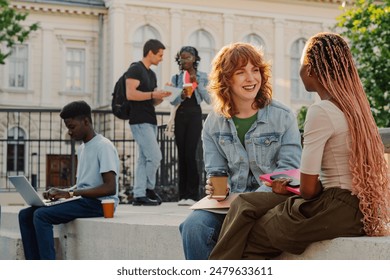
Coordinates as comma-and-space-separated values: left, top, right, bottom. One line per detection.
205, 179, 214, 197
206, 179, 230, 200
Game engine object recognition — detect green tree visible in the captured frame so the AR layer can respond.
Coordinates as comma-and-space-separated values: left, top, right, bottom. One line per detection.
0, 0, 39, 64
336, 0, 390, 127
297, 106, 308, 131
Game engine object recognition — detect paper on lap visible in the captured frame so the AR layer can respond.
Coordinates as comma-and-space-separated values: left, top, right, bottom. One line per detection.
190, 193, 241, 214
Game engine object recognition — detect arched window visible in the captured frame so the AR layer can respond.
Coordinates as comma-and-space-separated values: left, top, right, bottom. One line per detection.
189, 29, 215, 73
290, 38, 313, 102
133, 25, 163, 86
7, 127, 26, 173
243, 33, 266, 52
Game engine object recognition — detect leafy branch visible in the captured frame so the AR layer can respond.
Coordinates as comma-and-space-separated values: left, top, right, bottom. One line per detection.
0, 0, 39, 64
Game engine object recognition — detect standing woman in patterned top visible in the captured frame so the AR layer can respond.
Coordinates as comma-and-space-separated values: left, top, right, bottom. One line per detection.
170, 46, 211, 206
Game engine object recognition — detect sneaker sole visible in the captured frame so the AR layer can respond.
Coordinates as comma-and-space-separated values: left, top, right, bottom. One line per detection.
147, 197, 162, 204
132, 202, 160, 206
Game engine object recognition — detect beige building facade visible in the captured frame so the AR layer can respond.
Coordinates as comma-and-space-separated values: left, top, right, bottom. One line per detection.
1, 0, 346, 113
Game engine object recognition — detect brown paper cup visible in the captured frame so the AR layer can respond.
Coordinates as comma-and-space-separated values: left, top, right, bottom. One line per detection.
101, 199, 115, 218
183, 83, 194, 98
208, 172, 228, 199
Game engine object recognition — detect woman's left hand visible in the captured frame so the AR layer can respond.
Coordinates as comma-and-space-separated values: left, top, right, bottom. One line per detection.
270, 178, 292, 195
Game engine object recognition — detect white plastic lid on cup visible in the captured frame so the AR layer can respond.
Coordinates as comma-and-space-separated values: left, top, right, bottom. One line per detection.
101, 199, 115, 204
183, 83, 192, 87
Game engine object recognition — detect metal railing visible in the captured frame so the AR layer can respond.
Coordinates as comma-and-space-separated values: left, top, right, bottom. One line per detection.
0, 108, 207, 203
2, 108, 388, 203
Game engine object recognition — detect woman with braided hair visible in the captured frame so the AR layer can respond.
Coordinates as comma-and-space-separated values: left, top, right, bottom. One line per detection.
209, 32, 390, 260
170, 46, 211, 206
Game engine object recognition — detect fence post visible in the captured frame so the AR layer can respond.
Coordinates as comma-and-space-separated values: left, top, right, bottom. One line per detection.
70, 139, 76, 185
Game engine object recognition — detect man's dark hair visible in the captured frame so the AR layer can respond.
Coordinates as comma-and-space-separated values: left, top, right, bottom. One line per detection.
60, 100, 92, 123
143, 39, 165, 57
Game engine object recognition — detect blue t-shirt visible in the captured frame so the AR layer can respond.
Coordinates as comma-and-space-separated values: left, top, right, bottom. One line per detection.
76, 134, 120, 206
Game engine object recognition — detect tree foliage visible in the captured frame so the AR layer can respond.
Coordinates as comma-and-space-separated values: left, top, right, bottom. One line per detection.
0, 0, 39, 64
336, 0, 390, 127
297, 106, 308, 132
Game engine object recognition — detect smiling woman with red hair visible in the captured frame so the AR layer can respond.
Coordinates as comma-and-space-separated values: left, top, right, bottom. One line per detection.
180, 42, 302, 260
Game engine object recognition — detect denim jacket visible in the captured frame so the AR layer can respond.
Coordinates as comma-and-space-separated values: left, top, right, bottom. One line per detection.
170, 71, 211, 106
202, 100, 302, 193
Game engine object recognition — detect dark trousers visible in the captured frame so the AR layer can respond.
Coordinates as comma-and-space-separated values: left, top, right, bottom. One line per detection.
174, 108, 202, 200
18, 198, 103, 259
210, 188, 364, 259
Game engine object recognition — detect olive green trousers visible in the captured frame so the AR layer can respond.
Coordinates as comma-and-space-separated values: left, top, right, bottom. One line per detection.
209, 188, 364, 259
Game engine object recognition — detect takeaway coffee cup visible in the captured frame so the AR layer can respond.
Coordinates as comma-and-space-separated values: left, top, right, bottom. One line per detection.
101, 199, 115, 218
208, 171, 229, 200
183, 83, 194, 98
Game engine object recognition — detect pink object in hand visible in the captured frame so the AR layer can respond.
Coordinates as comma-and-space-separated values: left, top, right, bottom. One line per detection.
183, 70, 198, 90
183, 70, 191, 83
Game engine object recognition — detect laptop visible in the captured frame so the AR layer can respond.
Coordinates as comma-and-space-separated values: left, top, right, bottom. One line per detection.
9, 175, 81, 207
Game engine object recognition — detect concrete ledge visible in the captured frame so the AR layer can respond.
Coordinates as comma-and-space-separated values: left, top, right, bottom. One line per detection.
58, 211, 187, 260
1, 204, 390, 260
0, 204, 191, 260
278, 236, 390, 260
0, 234, 24, 260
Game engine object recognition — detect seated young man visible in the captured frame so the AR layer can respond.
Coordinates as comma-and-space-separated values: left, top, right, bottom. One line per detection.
18, 100, 120, 260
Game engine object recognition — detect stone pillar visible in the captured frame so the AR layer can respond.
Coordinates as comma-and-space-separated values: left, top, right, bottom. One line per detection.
105, 0, 126, 88
223, 13, 235, 45
40, 27, 53, 106
170, 9, 182, 75
273, 18, 287, 105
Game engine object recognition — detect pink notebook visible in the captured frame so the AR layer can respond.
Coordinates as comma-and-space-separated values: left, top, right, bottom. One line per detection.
259, 169, 301, 195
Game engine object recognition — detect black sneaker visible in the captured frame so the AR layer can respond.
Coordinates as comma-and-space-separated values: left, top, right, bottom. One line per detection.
146, 189, 162, 205
132, 196, 159, 206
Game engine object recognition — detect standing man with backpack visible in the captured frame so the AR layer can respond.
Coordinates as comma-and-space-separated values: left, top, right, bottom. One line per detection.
125, 39, 171, 206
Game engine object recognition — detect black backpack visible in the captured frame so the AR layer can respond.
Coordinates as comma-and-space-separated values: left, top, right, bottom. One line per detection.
111, 72, 131, 120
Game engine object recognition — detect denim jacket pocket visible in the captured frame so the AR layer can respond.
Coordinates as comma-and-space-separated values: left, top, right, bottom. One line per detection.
253, 134, 281, 167
218, 134, 238, 163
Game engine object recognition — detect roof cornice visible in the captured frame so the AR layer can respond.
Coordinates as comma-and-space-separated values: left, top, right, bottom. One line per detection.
10, 1, 107, 16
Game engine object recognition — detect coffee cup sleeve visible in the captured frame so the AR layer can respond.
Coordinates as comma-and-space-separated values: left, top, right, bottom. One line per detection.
216, 187, 230, 202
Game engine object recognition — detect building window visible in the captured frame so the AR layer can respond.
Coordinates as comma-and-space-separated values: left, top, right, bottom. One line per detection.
8, 44, 28, 89
290, 38, 312, 102
189, 29, 215, 73
243, 33, 266, 52
7, 127, 26, 173
133, 25, 162, 86
66, 48, 85, 92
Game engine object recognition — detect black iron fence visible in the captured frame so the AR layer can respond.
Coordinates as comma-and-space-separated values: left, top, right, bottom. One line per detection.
0, 108, 208, 203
